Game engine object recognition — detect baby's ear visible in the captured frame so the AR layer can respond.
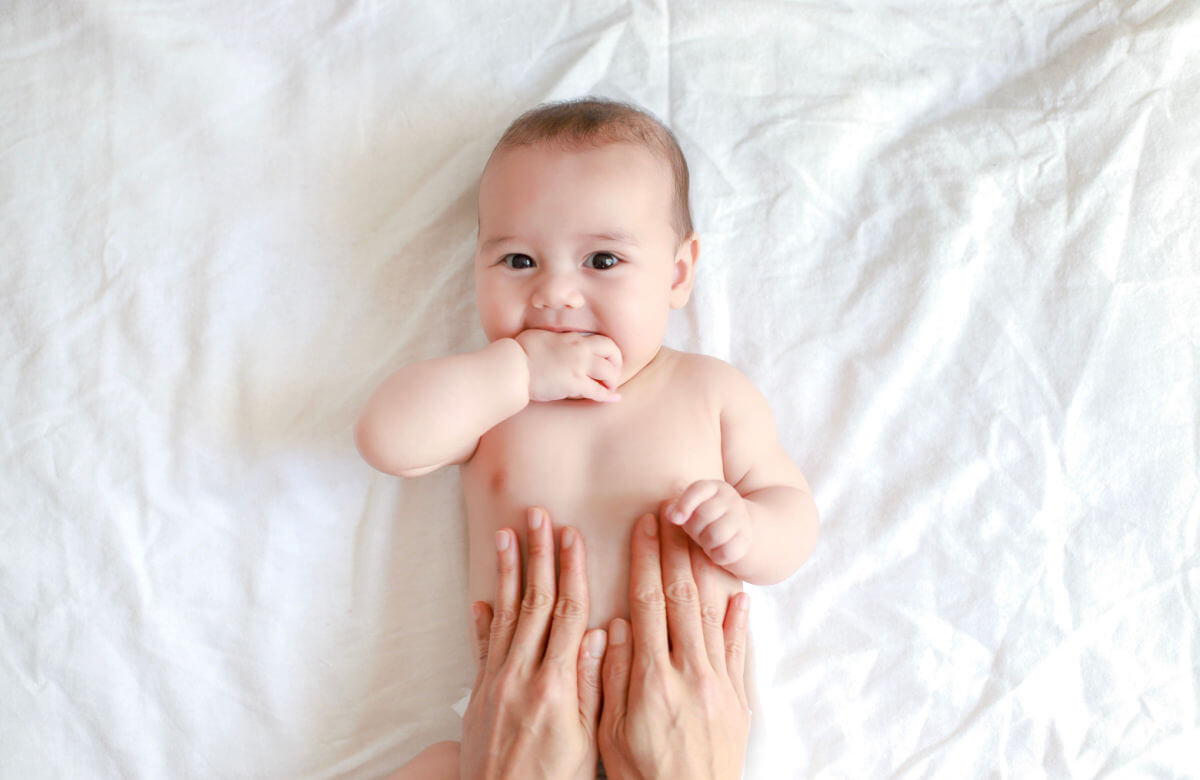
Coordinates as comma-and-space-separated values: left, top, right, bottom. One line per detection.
668, 233, 700, 309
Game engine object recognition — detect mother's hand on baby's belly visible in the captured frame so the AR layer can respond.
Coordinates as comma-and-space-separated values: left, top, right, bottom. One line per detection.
460, 507, 605, 780
598, 512, 753, 780
462, 505, 751, 779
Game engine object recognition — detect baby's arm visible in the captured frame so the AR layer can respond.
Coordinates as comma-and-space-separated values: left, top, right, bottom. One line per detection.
355, 338, 530, 477
356, 331, 622, 477
668, 362, 817, 585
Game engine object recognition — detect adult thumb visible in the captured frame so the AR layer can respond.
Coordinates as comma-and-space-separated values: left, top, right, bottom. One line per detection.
577, 628, 607, 726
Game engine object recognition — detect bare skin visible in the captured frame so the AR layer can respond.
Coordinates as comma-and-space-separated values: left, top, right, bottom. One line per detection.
461, 344, 812, 627
600, 512, 752, 779
357, 141, 818, 631
390, 508, 751, 779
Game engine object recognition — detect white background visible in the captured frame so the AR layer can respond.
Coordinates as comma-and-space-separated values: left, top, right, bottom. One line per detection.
2, 1, 1197, 776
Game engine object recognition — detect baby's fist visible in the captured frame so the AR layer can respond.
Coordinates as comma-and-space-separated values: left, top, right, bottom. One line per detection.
666, 480, 752, 567
514, 329, 622, 404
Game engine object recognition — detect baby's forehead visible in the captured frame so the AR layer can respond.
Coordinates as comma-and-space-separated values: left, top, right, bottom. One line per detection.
477, 140, 681, 239
486, 138, 668, 174
480, 141, 675, 217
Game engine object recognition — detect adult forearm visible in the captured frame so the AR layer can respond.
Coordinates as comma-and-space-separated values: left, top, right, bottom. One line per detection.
729, 485, 818, 585
355, 338, 529, 476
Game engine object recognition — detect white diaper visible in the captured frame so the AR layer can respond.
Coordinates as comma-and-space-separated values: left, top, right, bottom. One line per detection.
451, 689, 472, 718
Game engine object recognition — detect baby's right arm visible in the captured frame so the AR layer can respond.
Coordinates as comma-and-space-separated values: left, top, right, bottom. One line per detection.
355, 332, 621, 477
355, 338, 530, 477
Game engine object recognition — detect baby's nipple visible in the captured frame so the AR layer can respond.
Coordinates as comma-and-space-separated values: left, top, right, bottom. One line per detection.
489, 466, 508, 494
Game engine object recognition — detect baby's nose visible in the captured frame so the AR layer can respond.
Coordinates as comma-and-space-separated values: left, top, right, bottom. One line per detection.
531, 272, 584, 309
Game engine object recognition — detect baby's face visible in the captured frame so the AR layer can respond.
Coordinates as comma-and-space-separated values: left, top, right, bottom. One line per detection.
474, 142, 694, 385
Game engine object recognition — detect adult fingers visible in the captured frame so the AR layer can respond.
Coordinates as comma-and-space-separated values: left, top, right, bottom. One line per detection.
600, 619, 632, 733
724, 592, 751, 706
470, 600, 494, 689
578, 628, 607, 732
628, 513, 669, 663
484, 527, 522, 679
543, 526, 590, 663
689, 541, 731, 673
508, 507, 557, 670
659, 515, 706, 668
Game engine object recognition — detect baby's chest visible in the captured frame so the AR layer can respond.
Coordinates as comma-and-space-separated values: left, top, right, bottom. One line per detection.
463, 395, 725, 526
459, 386, 733, 628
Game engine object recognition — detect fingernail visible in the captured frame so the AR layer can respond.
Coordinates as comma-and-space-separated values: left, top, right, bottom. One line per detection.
670, 510, 685, 525
471, 603, 481, 621
587, 630, 607, 657
529, 508, 543, 530
642, 514, 657, 537
737, 592, 749, 612
562, 527, 574, 549
610, 621, 628, 645
495, 530, 510, 551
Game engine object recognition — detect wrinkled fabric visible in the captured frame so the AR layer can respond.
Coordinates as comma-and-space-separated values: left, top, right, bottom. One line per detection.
1, 1, 1197, 777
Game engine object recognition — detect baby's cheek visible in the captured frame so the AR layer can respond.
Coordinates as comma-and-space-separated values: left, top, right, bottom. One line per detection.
479, 307, 518, 341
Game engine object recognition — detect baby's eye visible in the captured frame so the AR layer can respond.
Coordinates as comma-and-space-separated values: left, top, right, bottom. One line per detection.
585, 252, 620, 270
500, 254, 535, 270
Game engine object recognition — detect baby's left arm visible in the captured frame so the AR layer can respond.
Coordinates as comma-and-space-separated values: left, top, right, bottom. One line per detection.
666, 363, 818, 585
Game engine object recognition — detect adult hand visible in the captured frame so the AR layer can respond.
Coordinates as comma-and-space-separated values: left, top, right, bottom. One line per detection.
514, 329, 623, 403
460, 507, 608, 780
599, 512, 752, 780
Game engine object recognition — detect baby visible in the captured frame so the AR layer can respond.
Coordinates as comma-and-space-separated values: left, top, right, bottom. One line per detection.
356, 98, 818, 634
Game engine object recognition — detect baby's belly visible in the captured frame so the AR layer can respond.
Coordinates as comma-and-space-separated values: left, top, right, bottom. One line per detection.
460, 405, 741, 629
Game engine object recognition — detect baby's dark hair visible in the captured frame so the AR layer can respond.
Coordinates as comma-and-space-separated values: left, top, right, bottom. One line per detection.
491, 97, 694, 239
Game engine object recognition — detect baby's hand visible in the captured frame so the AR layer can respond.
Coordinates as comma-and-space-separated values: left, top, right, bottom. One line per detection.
515, 329, 623, 403
666, 480, 752, 567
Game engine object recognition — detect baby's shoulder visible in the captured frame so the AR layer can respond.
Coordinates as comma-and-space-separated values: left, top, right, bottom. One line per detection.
659, 348, 758, 398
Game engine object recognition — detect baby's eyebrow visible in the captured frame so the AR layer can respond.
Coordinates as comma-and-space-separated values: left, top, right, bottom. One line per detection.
586, 231, 639, 246
480, 232, 640, 250
479, 235, 517, 251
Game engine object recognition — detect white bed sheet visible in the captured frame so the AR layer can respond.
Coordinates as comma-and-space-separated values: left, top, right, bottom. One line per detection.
2, 1, 1197, 777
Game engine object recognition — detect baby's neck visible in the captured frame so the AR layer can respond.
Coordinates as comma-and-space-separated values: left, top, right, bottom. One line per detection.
617, 346, 675, 395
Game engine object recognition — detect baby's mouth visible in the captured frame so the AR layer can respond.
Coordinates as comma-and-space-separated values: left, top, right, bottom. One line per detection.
529, 325, 598, 336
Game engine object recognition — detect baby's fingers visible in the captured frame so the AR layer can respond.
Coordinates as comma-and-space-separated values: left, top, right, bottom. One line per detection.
669, 480, 722, 527
709, 532, 751, 566
694, 514, 739, 552
579, 379, 621, 404
588, 355, 622, 397
586, 334, 623, 371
